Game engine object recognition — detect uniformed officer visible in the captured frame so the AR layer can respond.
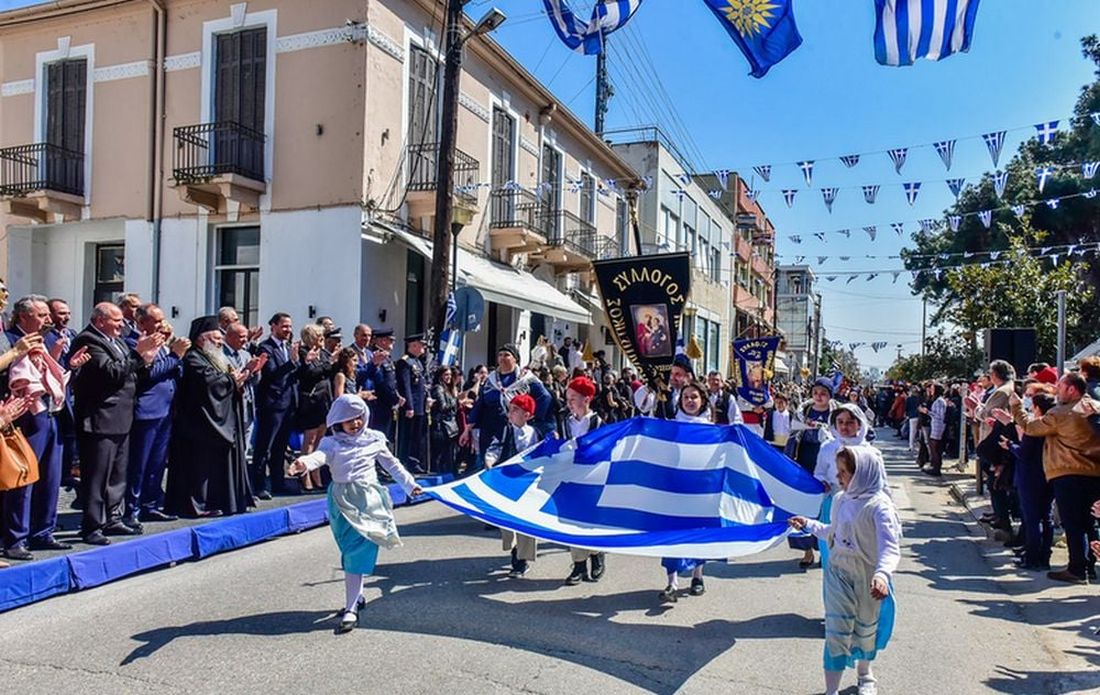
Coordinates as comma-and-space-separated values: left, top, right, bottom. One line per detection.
366, 328, 401, 445
395, 333, 428, 474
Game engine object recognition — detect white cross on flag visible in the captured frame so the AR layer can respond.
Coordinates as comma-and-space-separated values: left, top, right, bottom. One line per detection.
904, 182, 921, 206
1034, 121, 1059, 145
798, 161, 814, 187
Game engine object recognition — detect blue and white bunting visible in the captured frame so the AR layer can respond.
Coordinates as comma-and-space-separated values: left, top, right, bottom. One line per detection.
982, 131, 1006, 167
822, 187, 839, 213
678, 172, 693, 186
747, 189, 760, 201
846, 276, 857, 285
839, 230, 851, 239
673, 188, 687, 200
891, 272, 901, 284
1086, 189, 1098, 199
817, 256, 828, 265
873, 0, 981, 66
1083, 162, 1100, 179
1046, 199, 1060, 210
1036, 166, 1053, 193
1011, 204, 1025, 217
840, 154, 861, 168
863, 184, 880, 204
949, 215, 961, 232
715, 169, 731, 188
1092, 113, 1100, 127
904, 182, 921, 206
887, 147, 908, 173
427, 419, 826, 559
978, 210, 992, 228
863, 226, 877, 241
1034, 121, 1060, 145
782, 189, 798, 208
813, 232, 827, 242
708, 190, 723, 200
993, 170, 1009, 199
918, 219, 935, 233
892, 222, 905, 237
789, 235, 803, 244
798, 161, 815, 187
794, 255, 805, 264
947, 178, 966, 199
753, 165, 772, 182
934, 140, 956, 170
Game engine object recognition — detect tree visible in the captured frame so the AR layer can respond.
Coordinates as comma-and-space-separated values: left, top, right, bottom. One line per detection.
820, 340, 863, 383
904, 35, 1100, 354
886, 331, 985, 383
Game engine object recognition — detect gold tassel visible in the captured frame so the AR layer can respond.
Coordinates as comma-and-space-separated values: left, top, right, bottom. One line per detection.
582, 340, 595, 363
686, 333, 703, 360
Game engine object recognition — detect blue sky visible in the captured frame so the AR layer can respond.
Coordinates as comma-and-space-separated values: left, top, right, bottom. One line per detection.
3, 0, 1097, 369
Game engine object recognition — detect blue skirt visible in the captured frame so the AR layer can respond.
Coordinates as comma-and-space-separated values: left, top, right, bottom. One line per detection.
327, 490, 380, 574
661, 557, 706, 575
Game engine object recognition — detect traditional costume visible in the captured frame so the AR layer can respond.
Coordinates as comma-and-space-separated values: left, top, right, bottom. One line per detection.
812, 404, 875, 571
561, 377, 607, 585
802, 446, 901, 695
485, 393, 540, 577
658, 403, 713, 602
295, 394, 419, 633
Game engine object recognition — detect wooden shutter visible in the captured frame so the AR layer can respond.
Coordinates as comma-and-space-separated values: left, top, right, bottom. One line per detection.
407, 46, 437, 145
491, 108, 513, 187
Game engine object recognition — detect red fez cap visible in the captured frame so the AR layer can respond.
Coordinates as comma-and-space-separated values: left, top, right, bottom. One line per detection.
567, 376, 597, 399
510, 393, 536, 416
1035, 366, 1059, 384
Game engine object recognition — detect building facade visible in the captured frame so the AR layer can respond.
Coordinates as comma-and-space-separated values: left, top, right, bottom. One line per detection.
0, 0, 636, 367
775, 265, 821, 383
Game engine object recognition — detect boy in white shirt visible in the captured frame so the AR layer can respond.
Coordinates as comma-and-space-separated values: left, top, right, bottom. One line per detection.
561, 376, 606, 585
485, 393, 539, 577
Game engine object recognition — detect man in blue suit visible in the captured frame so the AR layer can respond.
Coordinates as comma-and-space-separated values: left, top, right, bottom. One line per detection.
365, 328, 401, 445
251, 312, 301, 499
124, 303, 190, 527
45, 298, 79, 491
118, 293, 142, 343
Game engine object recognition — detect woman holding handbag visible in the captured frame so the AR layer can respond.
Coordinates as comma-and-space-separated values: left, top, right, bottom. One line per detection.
0, 394, 37, 569
429, 366, 459, 475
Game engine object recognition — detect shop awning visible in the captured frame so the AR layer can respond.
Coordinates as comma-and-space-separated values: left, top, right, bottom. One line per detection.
1072, 336, 1100, 362
365, 221, 591, 325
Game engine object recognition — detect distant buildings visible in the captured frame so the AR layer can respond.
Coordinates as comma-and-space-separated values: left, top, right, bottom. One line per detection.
776, 265, 822, 383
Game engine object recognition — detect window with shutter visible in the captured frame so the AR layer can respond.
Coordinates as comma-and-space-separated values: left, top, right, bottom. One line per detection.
541, 145, 561, 236
213, 26, 266, 178
489, 108, 515, 224
408, 46, 439, 145
44, 58, 86, 194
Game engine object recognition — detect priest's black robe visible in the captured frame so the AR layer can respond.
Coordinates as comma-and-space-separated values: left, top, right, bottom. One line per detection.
165, 350, 253, 516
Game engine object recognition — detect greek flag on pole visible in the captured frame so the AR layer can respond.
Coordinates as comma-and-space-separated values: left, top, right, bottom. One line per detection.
543, 0, 643, 55
873, 0, 982, 66
427, 418, 826, 558
437, 329, 462, 367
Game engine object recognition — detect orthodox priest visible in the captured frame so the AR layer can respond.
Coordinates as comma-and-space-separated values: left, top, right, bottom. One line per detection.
166, 316, 265, 517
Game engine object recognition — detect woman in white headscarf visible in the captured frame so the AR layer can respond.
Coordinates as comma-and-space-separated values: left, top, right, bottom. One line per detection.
789, 446, 901, 695
288, 395, 423, 634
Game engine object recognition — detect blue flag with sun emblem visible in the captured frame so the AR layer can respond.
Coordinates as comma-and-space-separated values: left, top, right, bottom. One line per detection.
703, 0, 802, 78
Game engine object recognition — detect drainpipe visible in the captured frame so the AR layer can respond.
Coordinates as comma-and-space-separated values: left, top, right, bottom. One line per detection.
147, 0, 166, 303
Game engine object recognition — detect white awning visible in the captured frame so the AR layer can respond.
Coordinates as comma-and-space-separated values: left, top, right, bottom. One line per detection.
1072, 336, 1100, 362
773, 351, 791, 374
365, 221, 591, 325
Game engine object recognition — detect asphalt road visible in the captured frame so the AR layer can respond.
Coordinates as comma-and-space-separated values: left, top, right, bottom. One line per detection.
0, 436, 1096, 694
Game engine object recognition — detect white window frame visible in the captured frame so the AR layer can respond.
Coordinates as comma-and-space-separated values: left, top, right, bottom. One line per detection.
210, 222, 262, 325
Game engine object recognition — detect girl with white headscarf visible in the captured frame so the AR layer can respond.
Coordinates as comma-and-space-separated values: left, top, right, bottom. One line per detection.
789, 446, 901, 695
288, 394, 423, 634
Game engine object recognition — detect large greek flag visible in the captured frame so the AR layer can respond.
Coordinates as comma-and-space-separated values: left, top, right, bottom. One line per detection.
873, 0, 982, 66
544, 0, 643, 55
427, 418, 825, 558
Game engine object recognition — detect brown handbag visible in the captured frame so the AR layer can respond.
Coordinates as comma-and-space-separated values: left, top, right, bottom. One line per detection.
0, 425, 39, 492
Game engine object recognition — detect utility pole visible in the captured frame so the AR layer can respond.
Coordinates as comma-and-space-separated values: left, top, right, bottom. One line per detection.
594, 35, 612, 135
920, 297, 927, 356
1056, 289, 1066, 375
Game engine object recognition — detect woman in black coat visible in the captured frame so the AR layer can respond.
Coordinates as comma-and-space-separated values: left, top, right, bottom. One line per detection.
429, 366, 460, 475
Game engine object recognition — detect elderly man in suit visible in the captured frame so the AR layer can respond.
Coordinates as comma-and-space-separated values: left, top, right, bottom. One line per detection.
70, 302, 162, 546
224, 322, 259, 454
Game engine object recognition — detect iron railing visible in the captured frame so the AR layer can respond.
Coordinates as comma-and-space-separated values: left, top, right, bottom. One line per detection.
489, 187, 552, 237
546, 209, 597, 259
593, 235, 624, 261
406, 142, 480, 203
0, 143, 84, 197
172, 121, 265, 183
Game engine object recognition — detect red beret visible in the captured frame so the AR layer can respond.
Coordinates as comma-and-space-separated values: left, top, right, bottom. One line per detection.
510, 393, 536, 416
567, 376, 597, 399
1035, 366, 1059, 384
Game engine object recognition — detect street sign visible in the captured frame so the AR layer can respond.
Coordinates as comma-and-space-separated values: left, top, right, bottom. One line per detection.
453, 286, 485, 332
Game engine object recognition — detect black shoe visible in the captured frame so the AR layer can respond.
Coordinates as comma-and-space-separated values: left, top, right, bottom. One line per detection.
690, 577, 706, 596
122, 518, 145, 534
82, 531, 111, 546
508, 559, 529, 578
923, 468, 942, 477
589, 552, 606, 581
334, 607, 360, 635
256, 490, 272, 501
28, 537, 72, 551
1004, 536, 1024, 549
138, 509, 178, 523
3, 545, 33, 561
103, 522, 142, 537
565, 561, 589, 586
659, 586, 678, 603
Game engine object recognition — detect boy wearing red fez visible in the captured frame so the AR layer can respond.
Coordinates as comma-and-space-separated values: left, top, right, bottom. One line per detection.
485, 393, 539, 577
562, 376, 607, 585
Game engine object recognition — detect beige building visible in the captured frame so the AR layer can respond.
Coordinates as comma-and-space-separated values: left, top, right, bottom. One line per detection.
0, 0, 637, 367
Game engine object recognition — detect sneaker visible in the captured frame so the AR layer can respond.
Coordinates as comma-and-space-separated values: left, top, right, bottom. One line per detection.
589, 552, 606, 581
857, 675, 878, 695
658, 585, 678, 603
689, 577, 705, 596
508, 560, 528, 578
565, 561, 589, 586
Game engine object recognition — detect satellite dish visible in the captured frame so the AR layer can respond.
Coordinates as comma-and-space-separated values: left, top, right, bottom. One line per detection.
453, 286, 485, 332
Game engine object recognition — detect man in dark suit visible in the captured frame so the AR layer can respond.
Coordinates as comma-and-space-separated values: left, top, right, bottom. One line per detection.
366, 328, 401, 445
70, 302, 162, 545
45, 298, 80, 491
118, 293, 142, 343
124, 303, 190, 526
395, 334, 428, 473
251, 312, 301, 499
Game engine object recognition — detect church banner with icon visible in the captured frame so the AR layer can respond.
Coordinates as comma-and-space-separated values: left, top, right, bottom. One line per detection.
593, 253, 691, 391
732, 336, 782, 406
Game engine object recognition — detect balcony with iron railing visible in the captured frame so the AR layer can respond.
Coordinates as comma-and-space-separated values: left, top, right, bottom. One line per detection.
544, 209, 597, 263
406, 142, 480, 206
0, 143, 85, 222
169, 121, 266, 213
487, 187, 552, 262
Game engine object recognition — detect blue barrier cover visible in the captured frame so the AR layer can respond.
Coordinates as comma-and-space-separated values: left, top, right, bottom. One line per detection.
67, 528, 195, 590
193, 508, 289, 558
286, 498, 328, 532
0, 556, 71, 613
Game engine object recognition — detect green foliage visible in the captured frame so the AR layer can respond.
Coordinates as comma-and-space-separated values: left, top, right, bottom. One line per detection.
820, 340, 863, 383
886, 331, 985, 383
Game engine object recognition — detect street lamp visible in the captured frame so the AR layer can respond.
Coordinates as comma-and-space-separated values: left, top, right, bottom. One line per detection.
428, 3, 506, 344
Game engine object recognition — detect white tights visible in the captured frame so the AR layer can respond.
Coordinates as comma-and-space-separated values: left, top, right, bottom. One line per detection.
345, 573, 364, 613
666, 565, 705, 589
825, 661, 872, 695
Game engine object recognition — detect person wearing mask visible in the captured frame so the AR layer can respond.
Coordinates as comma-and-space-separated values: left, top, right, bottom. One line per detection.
69, 303, 162, 545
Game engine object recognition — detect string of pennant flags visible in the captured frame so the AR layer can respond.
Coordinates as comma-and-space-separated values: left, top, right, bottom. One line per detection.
831, 340, 893, 354
783, 186, 1100, 245
779, 240, 1100, 265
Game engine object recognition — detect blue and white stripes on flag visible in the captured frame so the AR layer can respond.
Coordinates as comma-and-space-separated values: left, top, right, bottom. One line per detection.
783, 189, 798, 208
798, 161, 814, 187
863, 226, 877, 241
437, 329, 462, 367
1011, 204, 1026, 217
934, 140, 956, 170
949, 215, 961, 232
904, 181, 921, 206
993, 170, 1009, 199
444, 291, 457, 328
753, 165, 772, 182
715, 169, 731, 188
840, 154, 861, 168
887, 147, 908, 173
543, 0, 643, 55
978, 210, 992, 228
873, 0, 982, 66
1083, 162, 1100, 179
1036, 166, 1053, 193
1034, 121, 1059, 145
426, 418, 826, 558
822, 187, 839, 213
863, 184, 880, 204
983, 131, 1006, 167
947, 178, 965, 199
892, 222, 905, 236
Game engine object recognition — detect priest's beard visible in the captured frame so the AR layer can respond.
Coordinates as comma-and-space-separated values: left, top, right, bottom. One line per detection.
201, 343, 231, 373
